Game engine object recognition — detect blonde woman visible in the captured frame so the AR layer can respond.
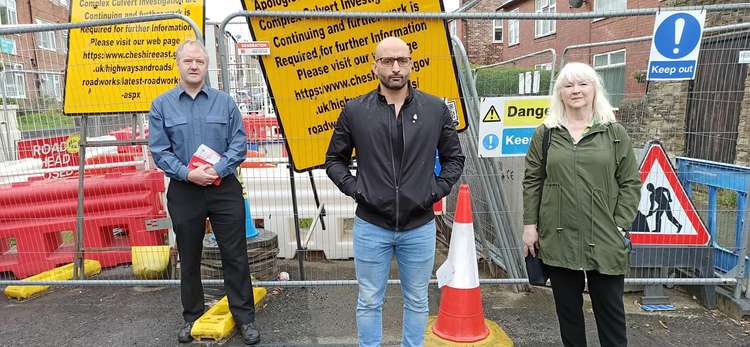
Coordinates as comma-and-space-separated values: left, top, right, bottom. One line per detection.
522, 62, 641, 347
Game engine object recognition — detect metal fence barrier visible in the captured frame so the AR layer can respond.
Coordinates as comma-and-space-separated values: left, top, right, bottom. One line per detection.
0, 5, 748, 313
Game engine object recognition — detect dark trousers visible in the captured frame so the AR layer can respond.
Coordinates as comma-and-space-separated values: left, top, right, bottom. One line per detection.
167, 176, 255, 324
546, 265, 627, 347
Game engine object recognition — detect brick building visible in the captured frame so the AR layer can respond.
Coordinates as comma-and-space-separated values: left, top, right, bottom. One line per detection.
456, 0, 658, 106
1, 0, 69, 107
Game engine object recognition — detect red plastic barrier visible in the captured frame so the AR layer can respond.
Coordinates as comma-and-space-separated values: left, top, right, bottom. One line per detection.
85, 153, 137, 175
109, 127, 148, 155
0, 170, 168, 279
243, 116, 282, 143
240, 151, 275, 169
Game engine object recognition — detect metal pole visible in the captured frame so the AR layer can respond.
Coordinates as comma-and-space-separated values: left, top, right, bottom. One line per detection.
0, 13, 202, 38
448, 37, 496, 266
0, 69, 10, 162
1, 277, 737, 287
288, 161, 306, 281
735, 184, 750, 299
308, 171, 326, 231
561, 22, 750, 67
211, 4, 750, 23
73, 116, 88, 280
452, 36, 526, 284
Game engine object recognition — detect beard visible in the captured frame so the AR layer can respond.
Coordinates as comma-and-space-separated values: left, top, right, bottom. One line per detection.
378, 73, 409, 90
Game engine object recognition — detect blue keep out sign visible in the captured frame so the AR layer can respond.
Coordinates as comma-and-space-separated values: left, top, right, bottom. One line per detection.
501, 127, 535, 155
647, 11, 705, 81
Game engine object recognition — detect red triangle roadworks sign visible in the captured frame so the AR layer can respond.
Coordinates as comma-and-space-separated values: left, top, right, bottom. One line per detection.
629, 142, 710, 246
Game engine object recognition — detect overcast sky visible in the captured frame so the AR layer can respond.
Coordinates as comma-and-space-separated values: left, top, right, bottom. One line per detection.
206, 0, 460, 41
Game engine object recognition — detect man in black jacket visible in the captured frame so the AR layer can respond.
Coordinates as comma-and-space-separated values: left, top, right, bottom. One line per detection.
325, 37, 465, 347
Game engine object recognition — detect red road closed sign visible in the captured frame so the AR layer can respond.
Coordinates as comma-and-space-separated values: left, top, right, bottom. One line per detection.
17, 134, 80, 179
629, 142, 710, 246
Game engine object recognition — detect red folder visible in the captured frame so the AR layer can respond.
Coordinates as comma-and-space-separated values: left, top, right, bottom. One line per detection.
188, 144, 222, 186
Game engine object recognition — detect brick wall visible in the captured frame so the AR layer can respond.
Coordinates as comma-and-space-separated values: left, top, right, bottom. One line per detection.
463, 0, 504, 65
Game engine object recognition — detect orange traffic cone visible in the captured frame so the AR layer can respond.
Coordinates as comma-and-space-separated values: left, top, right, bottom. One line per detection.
432, 184, 490, 342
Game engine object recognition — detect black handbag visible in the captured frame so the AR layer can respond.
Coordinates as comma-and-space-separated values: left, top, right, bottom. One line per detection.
525, 254, 549, 286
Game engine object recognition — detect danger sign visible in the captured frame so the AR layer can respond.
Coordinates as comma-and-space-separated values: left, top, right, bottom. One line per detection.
629, 142, 710, 245
242, 0, 467, 171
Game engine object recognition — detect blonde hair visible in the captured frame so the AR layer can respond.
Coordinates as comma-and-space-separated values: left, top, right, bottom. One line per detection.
544, 62, 616, 128
175, 39, 208, 62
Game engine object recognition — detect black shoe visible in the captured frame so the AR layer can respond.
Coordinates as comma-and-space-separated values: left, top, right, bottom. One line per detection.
177, 321, 194, 343
239, 322, 260, 345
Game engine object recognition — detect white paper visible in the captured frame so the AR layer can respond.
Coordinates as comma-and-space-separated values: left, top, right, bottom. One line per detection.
193, 144, 221, 165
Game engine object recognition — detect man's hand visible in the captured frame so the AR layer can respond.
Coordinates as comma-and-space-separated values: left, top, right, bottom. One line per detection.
522, 224, 539, 257
187, 164, 219, 186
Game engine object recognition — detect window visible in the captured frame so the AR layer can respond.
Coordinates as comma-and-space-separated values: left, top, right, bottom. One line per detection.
57, 30, 68, 53
1, 62, 26, 99
593, 49, 626, 107
492, 16, 503, 43
508, 9, 520, 46
535, 0, 556, 38
0, 0, 17, 25
40, 74, 62, 101
36, 20, 57, 51
594, 0, 626, 13
535, 63, 552, 71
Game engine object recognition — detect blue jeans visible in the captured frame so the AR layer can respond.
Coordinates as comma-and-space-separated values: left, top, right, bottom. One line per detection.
353, 217, 436, 347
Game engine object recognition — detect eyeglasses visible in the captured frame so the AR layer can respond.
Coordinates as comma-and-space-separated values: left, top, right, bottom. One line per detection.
376, 56, 412, 67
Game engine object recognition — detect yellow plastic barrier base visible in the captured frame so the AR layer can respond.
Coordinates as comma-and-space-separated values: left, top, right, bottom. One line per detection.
424, 317, 513, 346
131, 245, 171, 279
191, 287, 268, 342
3, 260, 102, 300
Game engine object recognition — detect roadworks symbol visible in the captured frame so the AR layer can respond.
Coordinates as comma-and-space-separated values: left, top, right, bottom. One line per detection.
483, 105, 501, 122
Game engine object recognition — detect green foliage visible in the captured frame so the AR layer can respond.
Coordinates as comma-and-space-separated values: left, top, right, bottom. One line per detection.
17, 111, 74, 131
690, 185, 737, 208
475, 66, 552, 97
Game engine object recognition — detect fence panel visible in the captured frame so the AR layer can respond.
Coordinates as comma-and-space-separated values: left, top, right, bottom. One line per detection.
0, 7, 747, 312
0, 15, 200, 286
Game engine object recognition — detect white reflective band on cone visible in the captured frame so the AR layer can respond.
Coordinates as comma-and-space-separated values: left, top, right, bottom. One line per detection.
436, 222, 480, 289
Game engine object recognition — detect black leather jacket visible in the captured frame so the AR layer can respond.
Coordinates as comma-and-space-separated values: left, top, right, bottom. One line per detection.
325, 87, 465, 230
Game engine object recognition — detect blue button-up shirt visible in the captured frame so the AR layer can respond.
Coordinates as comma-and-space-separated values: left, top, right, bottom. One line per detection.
149, 84, 247, 182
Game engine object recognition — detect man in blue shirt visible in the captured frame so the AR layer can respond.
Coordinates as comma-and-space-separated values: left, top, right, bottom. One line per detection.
149, 39, 259, 345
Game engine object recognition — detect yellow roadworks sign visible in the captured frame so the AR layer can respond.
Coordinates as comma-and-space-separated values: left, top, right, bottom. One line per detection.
243, 0, 467, 171
64, 1, 204, 114
191, 287, 268, 341
4, 260, 102, 300
483, 105, 501, 122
